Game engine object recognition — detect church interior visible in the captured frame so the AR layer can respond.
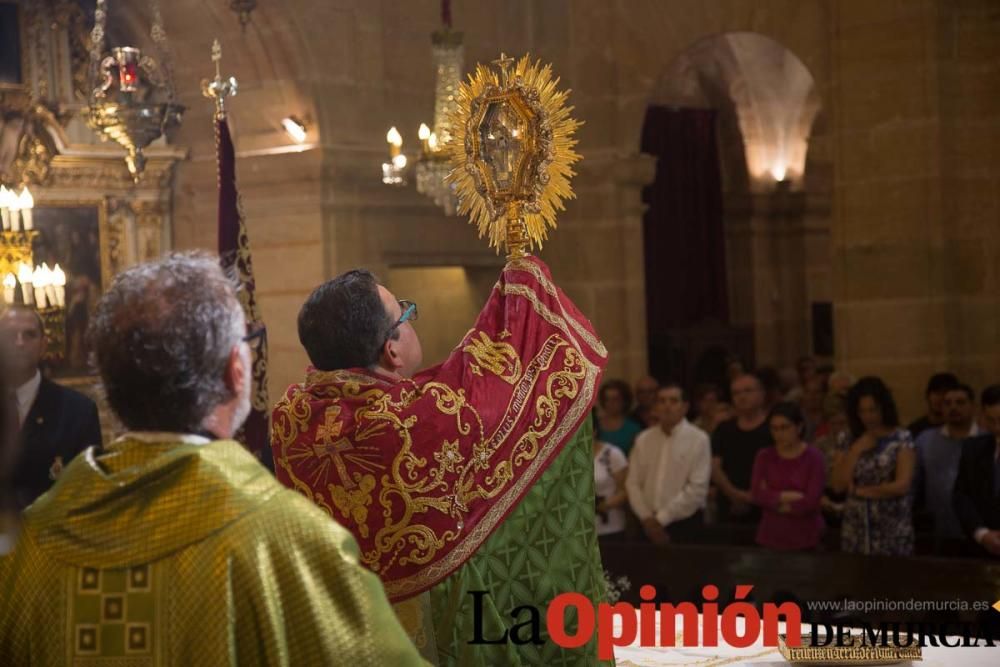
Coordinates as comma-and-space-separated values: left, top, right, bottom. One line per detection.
1, 0, 999, 664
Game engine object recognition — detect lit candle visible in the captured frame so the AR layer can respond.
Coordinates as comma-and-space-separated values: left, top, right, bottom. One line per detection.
41, 263, 56, 308
428, 132, 439, 152
386, 126, 402, 158
32, 265, 48, 309
116, 47, 141, 92
18, 187, 33, 230
2, 273, 14, 305
0, 185, 10, 230
418, 123, 431, 155
52, 264, 66, 307
17, 263, 32, 305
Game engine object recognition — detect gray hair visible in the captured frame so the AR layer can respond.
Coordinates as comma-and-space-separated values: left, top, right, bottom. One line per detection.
89, 252, 245, 433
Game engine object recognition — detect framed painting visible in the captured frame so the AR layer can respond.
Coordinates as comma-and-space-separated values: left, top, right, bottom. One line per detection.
26, 201, 111, 378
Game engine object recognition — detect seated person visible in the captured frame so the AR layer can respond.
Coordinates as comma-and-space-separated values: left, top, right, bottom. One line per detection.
0, 254, 424, 665
750, 402, 825, 550
627, 384, 711, 544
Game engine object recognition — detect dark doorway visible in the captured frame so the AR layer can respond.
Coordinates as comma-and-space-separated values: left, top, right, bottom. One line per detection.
641, 106, 746, 387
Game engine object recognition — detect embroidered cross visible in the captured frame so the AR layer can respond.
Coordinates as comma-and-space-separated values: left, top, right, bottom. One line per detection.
314, 406, 357, 489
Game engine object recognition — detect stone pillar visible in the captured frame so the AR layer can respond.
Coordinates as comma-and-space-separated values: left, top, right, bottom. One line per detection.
540, 152, 655, 385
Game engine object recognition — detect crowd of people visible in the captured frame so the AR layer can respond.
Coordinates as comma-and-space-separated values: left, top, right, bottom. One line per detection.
593, 361, 1000, 560
0, 248, 997, 662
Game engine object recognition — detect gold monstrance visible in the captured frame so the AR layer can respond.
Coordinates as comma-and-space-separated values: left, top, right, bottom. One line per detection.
446, 53, 581, 259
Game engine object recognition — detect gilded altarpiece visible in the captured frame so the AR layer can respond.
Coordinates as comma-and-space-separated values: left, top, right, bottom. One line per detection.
1, 0, 185, 439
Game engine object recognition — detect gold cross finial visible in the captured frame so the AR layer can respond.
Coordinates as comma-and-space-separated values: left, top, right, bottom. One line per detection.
492, 52, 515, 83
211, 39, 222, 73
201, 38, 238, 119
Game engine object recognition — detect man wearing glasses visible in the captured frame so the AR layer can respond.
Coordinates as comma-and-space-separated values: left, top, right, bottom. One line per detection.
273, 256, 609, 664
0, 254, 425, 665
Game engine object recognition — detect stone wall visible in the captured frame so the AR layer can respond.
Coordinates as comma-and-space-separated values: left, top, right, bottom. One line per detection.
830, 0, 1000, 418
154, 0, 997, 418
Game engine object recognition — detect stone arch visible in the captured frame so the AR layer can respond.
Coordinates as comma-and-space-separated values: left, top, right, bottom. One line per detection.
639, 31, 830, 371
648, 31, 821, 193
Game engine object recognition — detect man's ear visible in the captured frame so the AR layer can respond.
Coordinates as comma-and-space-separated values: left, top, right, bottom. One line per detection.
381, 336, 403, 371
225, 344, 246, 394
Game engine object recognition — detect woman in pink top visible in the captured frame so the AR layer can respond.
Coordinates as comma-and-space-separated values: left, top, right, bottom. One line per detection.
751, 401, 826, 550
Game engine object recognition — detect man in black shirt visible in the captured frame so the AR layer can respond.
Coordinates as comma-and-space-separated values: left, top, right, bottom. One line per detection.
907, 372, 958, 440
711, 373, 772, 526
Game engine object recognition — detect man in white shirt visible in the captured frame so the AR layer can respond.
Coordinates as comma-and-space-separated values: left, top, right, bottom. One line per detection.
0, 306, 102, 507
626, 383, 711, 545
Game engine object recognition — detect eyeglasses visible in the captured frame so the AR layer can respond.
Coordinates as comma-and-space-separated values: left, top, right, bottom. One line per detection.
243, 324, 267, 352
386, 299, 418, 341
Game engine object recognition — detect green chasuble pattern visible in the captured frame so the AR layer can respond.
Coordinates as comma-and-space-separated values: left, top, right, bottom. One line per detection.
430, 421, 614, 666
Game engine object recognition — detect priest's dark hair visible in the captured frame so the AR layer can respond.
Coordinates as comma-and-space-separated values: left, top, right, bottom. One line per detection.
89, 252, 245, 433
298, 269, 395, 371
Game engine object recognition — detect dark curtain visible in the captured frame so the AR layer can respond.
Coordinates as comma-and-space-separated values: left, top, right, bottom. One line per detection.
641, 106, 728, 383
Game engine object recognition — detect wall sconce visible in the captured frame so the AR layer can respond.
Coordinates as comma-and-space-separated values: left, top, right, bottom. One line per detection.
281, 116, 307, 143
382, 126, 407, 185
769, 162, 787, 182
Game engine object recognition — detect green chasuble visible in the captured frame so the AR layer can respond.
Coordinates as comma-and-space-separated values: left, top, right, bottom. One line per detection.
0, 436, 427, 666
396, 421, 613, 666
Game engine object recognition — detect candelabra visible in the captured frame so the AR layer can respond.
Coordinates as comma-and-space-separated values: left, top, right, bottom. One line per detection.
0, 185, 66, 362
382, 1, 463, 215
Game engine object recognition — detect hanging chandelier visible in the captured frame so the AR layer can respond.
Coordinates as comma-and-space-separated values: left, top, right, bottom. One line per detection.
85, 0, 184, 181
382, 0, 463, 216
228, 1, 258, 30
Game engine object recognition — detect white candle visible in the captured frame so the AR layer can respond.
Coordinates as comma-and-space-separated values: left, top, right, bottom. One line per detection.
0, 186, 10, 230
2, 273, 14, 305
387, 126, 403, 158
52, 264, 66, 307
8, 199, 19, 232
32, 265, 48, 309
418, 123, 431, 154
41, 263, 56, 308
17, 263, 32, 305
18, 187, 33, 231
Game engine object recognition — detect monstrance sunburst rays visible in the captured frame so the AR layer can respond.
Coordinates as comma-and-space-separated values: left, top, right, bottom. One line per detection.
445, 53, 582, 258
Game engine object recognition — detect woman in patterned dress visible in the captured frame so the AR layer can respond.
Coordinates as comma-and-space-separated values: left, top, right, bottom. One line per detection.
832, 377, 916, 555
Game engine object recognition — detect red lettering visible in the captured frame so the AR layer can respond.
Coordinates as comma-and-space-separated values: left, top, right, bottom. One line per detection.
547, 593, 595, 649
597, 602, 637, 660
765, 602, 802, 646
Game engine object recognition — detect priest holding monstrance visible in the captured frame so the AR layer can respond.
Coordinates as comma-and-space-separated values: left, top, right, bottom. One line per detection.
272, 55, 611, 666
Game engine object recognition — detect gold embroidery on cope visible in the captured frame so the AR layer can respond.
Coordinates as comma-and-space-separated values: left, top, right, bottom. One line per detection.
272, 333, 589, 588
462, 330, 522, 384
